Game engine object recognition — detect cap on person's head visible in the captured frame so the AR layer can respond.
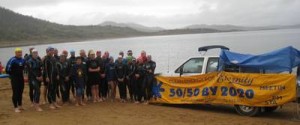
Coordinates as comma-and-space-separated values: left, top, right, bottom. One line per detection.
62, 49, 68, 53
70, 49, 75, 53
88, 50, 95, 55
119, 51, 124, 54
96, 51, 101, 54
60, 53, 66, 57
127, 50, 132, 54
15, 48, 22, 52
46, 46, 54, 52
32, 49, 38, 53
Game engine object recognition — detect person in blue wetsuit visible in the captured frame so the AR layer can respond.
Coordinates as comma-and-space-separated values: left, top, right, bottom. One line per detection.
72, 57, 87, 106
6, 48, 26, 113
27, 49, 43, 111
106, 56, 117, 102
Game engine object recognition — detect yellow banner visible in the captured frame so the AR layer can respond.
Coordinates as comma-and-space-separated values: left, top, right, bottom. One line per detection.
152, 72, 297, 107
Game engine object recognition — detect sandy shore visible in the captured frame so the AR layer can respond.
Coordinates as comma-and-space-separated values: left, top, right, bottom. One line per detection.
0, 78, 299, 125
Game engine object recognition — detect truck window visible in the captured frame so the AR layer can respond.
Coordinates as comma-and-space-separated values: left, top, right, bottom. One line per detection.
206, 57, 219, 73
175, 58, 204, 73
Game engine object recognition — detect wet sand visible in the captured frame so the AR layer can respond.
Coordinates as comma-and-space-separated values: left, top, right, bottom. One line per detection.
0, 78, 299, 125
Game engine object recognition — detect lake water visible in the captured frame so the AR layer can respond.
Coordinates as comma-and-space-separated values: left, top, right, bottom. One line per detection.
0, 28, 300, 74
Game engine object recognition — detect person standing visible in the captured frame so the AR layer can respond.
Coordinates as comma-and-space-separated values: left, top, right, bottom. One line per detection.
57, 54, 71, 104
101, 51, 110, 101
137, 50, 147, 64
116, 56, 127, 102
27, 49, 43, 111
6, 48, 26, 113
106, 56, 117, 102
87, 50, 101, 102
135, 60, 146, 103
71, 57, 87, 106
68, 50, 76, 99
96, 50, 104, 100
142, 55, 156, 104
126, 58, 137, 102
80, 49, 89, 101
43, 47, 60, 109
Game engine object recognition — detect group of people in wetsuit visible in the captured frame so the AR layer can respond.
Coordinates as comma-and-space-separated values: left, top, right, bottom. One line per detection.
6, 47, 156, 113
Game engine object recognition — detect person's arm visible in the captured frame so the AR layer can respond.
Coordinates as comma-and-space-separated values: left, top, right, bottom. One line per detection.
5, 57, 15, 75
28, 60, 37, 78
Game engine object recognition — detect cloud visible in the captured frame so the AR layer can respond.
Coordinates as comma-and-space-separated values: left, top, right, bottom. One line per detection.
1, 0, 299, 28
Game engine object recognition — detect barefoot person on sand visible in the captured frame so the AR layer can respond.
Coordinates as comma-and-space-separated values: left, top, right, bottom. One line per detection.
43, 47, 61, 109
27, 49, 43, 111
71, 57, 86, 106
87, 50, 101, 102
6, 48, 26, 113
106, 56, 117, 102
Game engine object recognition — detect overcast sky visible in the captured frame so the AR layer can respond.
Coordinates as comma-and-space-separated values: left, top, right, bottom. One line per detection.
1, 0, 300, 28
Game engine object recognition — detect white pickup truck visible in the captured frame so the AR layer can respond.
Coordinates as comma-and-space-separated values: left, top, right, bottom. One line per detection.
167, 45, 299, 116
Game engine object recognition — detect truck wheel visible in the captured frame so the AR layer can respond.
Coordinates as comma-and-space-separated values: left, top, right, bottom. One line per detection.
264, 106, 278, 113
234, 105, 261, 116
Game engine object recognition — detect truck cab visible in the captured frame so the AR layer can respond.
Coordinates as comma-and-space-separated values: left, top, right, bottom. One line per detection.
174, 56, 219, 76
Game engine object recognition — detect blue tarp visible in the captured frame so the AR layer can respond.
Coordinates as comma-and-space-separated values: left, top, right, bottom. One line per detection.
218, 46, 300, 73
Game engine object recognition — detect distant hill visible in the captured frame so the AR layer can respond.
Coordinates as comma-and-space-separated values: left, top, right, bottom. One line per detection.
0, 7, 148, 47
185, 24, 300, 31
99, 21, 164, 32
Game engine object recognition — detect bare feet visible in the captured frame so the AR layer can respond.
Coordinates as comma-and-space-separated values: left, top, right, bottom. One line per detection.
14, 108, 21, 113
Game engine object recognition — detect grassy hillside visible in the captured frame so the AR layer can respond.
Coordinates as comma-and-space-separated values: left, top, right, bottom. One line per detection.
0, 7, 148, 47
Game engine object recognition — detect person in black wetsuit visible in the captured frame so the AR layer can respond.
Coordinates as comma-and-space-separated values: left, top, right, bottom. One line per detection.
135, 59, 146, 103
6, 48, 26, 113
101, 51, 110, 101
96, 50, 104, 101
116, 56, 127, 102
27, 49, 43, 111
68, 50, 76, 99
142, 55, 156, 104
79, 49, 89, 101
43, 47, 60, 109
126, 58, 137, 102
87, 50, 101, 102
57, 54, 71, 104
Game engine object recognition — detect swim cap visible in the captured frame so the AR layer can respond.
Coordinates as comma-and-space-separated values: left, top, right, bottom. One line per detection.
70, 49, 75, 53
32, 49, 38, 53
15, 48, 22, 52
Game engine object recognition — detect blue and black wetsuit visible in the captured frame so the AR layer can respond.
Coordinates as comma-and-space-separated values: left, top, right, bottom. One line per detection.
80, 57, 89, 99
57, 61, 71, 103
27, 57, 43, 104
135, 64, 146, 102
127, 63, 137, 101
6, 56, 25, 108
43, 55, 59, 104
143, 60, 156, 101
116, 61, 127, 100
71, 64, 86, 97
105, 62, 117, 82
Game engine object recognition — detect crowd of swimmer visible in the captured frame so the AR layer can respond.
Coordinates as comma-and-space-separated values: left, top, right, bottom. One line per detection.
6, 47, 156, 113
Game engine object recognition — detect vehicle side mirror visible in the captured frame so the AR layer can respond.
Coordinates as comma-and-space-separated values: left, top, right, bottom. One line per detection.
179, 66, 183, 77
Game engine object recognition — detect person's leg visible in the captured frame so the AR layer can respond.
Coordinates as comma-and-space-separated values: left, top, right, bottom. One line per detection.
95, 84, 100, 101
29, 79, 34, 105
146, 75, 154, 101
65, 81, 70, 103
102, 78, 108, 100
33, 80, 43, 111
10, 77, 19, 110
92, 85, 96, 102
137, 79, 143, 102
112, 81, 116, 100
17, 77, 24, 108
141, 77, 148, 102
